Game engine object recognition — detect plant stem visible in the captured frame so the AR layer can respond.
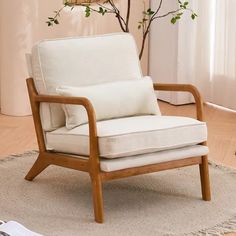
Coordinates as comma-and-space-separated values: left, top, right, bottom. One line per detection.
138, 35, 148, 60
125, 0, 131, 32
50, 0, 195, 60
139, 0, 163, 59
108, 0, 127, 32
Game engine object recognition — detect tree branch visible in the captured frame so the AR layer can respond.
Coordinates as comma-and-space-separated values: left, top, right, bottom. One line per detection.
96, 3, 114, 12
46, 5, 67, 26
48, 0, 196, 60
151, 0, 163, 20
139, 0, 164, 59
125, 0, 131, 32
108, 0, 127, 32
153, 9, 182, 20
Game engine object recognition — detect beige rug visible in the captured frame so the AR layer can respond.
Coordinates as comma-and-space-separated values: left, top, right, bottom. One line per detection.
0, 152, 236, 236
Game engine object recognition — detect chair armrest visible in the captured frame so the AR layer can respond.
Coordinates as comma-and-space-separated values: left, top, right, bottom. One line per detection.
34, 94, 97, 130
26, 78, 99, 165
153, 83, 204, 121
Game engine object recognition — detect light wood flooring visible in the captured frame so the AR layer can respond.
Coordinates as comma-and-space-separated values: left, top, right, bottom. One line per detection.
0, 102, 236, 235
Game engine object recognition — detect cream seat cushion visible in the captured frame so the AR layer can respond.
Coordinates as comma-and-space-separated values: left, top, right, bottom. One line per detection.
46, 115, 207, 159
100, 145, 209, 172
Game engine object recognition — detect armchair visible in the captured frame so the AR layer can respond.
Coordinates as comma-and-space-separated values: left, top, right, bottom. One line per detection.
26, 33, 210, 223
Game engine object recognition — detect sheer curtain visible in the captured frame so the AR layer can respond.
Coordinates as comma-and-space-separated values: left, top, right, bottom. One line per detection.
178, 0, 236, 110
209, 0, 236, 110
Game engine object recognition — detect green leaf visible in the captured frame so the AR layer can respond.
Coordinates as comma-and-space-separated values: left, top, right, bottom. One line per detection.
85, 6, 91, 17
147, 8, 155, 15
64, 1, 70, 6
102, 9, 107, 16
171, 17, 177, 24
46, 21, 53, 26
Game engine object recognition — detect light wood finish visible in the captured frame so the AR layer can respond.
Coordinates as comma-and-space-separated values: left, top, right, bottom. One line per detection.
199, 155, 211, 201
25, 78, 104, 223
154, 83, 204, 121
19, 78, 211, 223
26, 152, 89, 181
25, 153, 50, 181
154, 83, 211, 202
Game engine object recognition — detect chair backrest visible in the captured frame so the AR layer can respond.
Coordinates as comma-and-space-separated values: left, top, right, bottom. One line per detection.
30, 33, 143, 131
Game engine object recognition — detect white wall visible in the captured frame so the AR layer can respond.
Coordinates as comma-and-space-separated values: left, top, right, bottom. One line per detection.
0, 0, 148, 116
149, 0, 192, 104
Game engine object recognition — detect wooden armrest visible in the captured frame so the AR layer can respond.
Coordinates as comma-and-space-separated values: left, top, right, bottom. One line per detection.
34, 94, 96, 125
153, 83, 204, 121
26, 78, 99, 163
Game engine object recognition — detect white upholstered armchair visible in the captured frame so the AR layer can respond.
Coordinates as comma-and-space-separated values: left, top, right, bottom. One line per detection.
26, 33, 211, 223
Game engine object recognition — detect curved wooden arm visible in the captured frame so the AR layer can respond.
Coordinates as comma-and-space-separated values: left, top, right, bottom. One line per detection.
34, 95, 97, 136
153, 83, 204, 121
26, 78, 99, 166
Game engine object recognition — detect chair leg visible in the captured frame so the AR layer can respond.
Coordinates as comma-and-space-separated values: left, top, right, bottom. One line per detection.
90, 174, 104, 223
199, 155, 211, 201
25, 153, 50, 181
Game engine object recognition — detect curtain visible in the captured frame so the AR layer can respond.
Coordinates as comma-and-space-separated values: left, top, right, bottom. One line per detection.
178, 0, 236, 110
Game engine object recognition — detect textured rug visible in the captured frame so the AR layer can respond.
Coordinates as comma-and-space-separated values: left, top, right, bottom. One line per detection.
0, 152, 236, 236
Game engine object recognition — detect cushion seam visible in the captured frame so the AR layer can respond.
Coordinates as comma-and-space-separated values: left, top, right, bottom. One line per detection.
99, 142, 206, 158
47, 123, 206, 138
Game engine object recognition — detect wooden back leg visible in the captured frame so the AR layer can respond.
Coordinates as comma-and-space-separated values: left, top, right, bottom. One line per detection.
199, 155, 211, 201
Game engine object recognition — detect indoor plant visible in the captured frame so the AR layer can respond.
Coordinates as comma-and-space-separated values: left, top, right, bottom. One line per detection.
47, 0, 196, 59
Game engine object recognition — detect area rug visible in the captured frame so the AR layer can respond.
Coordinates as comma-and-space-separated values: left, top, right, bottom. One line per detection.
0, 152, 236, 236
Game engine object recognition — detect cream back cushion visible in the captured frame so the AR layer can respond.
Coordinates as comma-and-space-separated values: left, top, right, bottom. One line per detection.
56, 77, 161, 129
31, 33, 142, 131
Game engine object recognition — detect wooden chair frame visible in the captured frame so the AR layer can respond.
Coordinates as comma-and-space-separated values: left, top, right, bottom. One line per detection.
25, 78, 211, 223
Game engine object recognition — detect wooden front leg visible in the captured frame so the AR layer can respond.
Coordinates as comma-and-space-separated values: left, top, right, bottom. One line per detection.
199, 155, 211, 201
90, 173, 104, 223
25, 153, 50, 181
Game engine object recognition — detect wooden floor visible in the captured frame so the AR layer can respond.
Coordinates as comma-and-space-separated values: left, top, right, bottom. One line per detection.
0, 114, 37, 158
0, 102, 236, 235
